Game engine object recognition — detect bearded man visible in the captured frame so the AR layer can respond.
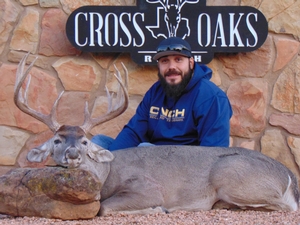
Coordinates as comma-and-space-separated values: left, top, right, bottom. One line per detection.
92, 37, 232, 150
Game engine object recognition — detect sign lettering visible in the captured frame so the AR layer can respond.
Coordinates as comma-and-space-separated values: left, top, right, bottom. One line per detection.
66, 1, 268, 64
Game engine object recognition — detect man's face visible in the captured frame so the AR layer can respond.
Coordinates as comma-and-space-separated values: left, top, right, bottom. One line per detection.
157, 55, 194, 85
157, 55, 195, 98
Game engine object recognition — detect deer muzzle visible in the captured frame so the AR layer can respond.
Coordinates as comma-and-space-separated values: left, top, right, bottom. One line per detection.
65, 147, 82, 168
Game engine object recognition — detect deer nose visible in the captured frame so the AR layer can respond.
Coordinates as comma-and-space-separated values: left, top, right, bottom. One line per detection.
66, 147, 80, 159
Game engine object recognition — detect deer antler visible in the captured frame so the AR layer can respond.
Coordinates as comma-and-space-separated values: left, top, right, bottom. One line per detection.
80, 62, 129, 134
14, 52, 62, 132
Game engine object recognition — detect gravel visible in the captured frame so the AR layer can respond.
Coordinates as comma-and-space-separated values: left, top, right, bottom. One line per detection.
1, 209, 300, 225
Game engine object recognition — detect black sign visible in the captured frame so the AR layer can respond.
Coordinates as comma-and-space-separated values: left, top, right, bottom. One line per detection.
66, 0, 268, 65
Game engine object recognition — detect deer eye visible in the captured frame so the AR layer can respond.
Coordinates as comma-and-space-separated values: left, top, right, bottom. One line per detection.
82, 140, 88, 145
54, 139, 61, 145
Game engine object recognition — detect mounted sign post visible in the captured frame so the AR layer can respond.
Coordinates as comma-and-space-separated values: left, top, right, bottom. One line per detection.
66, 0, 268, 65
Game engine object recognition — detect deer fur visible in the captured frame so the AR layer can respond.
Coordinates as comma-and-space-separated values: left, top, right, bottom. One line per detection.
27, 137, 299, 216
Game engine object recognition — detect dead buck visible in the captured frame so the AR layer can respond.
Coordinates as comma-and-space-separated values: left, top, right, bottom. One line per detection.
16, 53, 299, 216
15, 53, 128, 170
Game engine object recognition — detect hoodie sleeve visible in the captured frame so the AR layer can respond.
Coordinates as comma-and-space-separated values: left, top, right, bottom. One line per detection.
195, 91, 232, 147
108, 88, 152, 150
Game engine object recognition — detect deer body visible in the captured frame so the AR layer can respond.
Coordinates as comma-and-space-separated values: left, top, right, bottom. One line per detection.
94, 146, 300, 215
16, 53, 299, 217
27, 139, 300, 216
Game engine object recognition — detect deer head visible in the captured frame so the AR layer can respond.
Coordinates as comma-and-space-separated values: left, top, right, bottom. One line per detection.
15, 53, 128, 168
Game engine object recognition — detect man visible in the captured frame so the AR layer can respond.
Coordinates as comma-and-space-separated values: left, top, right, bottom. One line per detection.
92, 37, 232, 150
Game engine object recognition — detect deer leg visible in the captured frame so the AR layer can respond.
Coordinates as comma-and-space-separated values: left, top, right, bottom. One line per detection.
210, 154, 299, 211
99, 174, 167, 216
99, 189, 166, 216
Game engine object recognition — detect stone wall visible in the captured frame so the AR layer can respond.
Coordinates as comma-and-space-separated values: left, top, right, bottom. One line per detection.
0, 0, 300, 184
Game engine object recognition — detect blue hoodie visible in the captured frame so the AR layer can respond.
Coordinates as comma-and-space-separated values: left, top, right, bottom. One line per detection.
109, 63, 232, 150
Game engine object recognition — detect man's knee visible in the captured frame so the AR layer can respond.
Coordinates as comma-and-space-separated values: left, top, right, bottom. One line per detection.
91, 134, 114, 149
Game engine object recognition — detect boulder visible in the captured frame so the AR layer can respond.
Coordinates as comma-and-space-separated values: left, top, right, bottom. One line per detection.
0, 167, 101, 220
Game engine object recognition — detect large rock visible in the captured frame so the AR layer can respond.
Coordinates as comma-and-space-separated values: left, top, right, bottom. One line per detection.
9, 8, 40, 53
0, 167, 101, 220
39, 9, 80, 56
227, 80, 267, 138
269, 113, 300, 135
0, 0, 21, 54
267, 0, 300, 41
273, 36, 300, 72
0, 126, 30, 166
271, 57, 300, 113
61, 0, 136, 14
53, 56, 101, 92
261, 129, 300, 182
218, 35, 273, 79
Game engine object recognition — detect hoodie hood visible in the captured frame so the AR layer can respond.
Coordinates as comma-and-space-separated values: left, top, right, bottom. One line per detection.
183, 63, 212, 93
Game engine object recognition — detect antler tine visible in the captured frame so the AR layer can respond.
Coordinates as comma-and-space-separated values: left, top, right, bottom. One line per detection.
80, 63, 129, 133
14, 53, 61, 132
14, 52, 36, 93
105, 84, 114, 113
113, 63, 128, 110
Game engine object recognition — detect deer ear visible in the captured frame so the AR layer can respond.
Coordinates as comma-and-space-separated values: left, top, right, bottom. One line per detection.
87, 144, 114, 163
27, 141, 53, 162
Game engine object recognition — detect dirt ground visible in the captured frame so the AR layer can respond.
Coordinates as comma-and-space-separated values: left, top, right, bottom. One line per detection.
1, 209, 300, 225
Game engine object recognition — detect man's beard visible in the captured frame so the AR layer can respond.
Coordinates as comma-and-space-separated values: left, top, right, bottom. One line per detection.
158, 69, 193, 98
